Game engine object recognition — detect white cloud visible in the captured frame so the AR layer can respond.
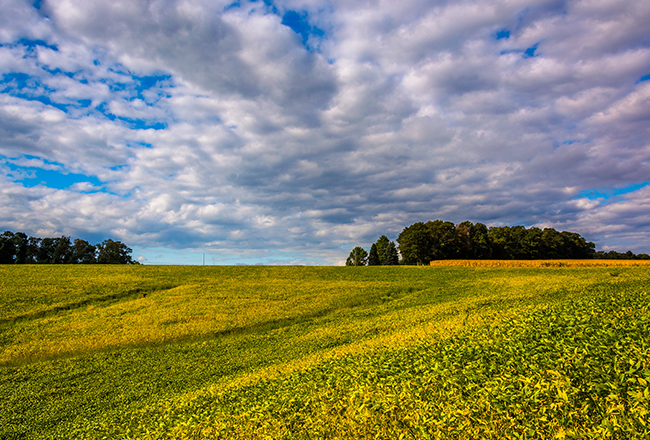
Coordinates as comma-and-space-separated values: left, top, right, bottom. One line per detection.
0, 0, 649, 263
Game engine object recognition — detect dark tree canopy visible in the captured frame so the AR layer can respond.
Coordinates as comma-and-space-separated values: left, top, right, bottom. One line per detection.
393, 220, 604, 264
0, 231, 17, 264
97, 239, 136, 264
396, 221, 598, 264
396, 222, 431, 265
73, 239, 97, 264
367, 235, 399, 266
349, 219, 643, 266
346, 246, 368, 266
368, 243, 380, 266
595, 250, 650, 260
382, 241, 399, 265
375, 236, 390, 265
0, 231, 137, 264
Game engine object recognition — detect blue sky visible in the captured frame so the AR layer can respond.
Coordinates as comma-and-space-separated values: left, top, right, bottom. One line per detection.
1, 0, 650, 264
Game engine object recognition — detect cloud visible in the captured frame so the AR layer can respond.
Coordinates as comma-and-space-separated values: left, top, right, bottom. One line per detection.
0, 0, 649, 263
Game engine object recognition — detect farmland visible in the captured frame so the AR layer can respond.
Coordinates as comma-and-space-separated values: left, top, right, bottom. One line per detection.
1, 263, 649, 439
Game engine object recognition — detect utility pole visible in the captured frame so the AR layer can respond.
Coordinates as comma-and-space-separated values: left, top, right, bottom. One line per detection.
203, 253, 205, 266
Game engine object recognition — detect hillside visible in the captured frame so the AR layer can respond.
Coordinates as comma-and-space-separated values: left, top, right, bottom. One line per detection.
1, 264, 649, 439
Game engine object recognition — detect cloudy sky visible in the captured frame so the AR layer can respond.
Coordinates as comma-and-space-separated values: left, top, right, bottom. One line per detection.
1, 0, 649, 265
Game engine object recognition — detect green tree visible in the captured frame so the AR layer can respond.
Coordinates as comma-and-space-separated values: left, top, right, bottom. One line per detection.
397, 222, 432, 265
488, 226, 514, 259
37, 237, 57, 263
470, 222, 491, 259
540, 228, 564, 259
52, 236, 74, 264
25, 236, 40, 263
367, 243, 380, 266
97, 239, 136, 264
0, 231, 16, 264
383, 241, 399, 265
509, 225, 528, 259
426, 220, 458, 260
561, 231, 595, 259
456, 221, 473, 259
72, 239, 97, 264
521, 227, 543, 259
375, 236, 390, 265
10, 232, 29, 264
346, 246, 368, 266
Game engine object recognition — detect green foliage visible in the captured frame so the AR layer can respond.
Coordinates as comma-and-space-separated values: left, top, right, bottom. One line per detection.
0, 231, 134, 264
96, 239, 136, 264
596, 250, 650, 260
375, 235, 390, 264
395, 220, 599, 264
396, 222, 432, 265
165, 283, 650, 439
1, 265, 649, 439
382, 240, 399, 265
346, 246, 368, 266
72, 239, 97, 264
368, 244, 380, 266
367, 236, 399, 265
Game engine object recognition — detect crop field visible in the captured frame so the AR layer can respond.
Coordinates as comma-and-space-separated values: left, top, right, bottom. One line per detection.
1, 263, 649, 439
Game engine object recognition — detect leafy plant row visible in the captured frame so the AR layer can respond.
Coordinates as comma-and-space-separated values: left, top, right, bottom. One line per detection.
126, 284, 650, 439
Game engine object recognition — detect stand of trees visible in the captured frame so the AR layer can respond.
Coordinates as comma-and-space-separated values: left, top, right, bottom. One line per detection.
347, 235, 399, 266
594, 250, 650, 260
0, 231, 138, 264
347, 220, 649, 266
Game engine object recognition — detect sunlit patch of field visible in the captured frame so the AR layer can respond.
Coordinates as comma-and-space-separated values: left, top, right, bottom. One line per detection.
1, 265, 649, 439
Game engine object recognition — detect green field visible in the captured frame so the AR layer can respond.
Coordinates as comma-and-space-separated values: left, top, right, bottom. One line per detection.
1, 264, 649, 439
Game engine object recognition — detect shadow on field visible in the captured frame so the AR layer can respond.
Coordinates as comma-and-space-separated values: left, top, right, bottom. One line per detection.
0, 284, 179, 326
209, 285, 424, 339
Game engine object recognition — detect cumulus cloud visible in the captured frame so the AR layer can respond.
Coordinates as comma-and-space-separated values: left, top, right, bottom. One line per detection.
1, 0, 650, 263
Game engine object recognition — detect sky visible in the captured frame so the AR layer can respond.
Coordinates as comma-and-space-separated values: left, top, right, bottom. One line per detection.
1, 0, 649, 265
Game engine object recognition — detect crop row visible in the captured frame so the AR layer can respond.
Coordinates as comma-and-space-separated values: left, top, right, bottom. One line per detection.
85, 283, 650, 439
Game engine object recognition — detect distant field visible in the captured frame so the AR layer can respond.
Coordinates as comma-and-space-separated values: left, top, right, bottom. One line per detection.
1, 264, 649, 439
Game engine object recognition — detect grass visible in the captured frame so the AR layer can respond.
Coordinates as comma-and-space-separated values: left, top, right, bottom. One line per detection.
1, 263, 649, 439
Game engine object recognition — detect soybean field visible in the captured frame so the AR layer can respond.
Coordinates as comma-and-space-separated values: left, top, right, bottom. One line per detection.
1, 263, 649, 439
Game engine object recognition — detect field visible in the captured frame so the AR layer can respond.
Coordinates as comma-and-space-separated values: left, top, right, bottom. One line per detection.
1, 263, 649, 439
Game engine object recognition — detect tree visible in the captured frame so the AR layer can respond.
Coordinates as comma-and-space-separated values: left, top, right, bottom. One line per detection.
470, 222, 491, 259
397, 222, 432, 265
358, 220, 603, 263
346, 247, 368, 266
375, 236, 390, 265
456, 221, 473, 259
23, 236, 40, 264
97, 239, 137, 264
521, 227, 543, 259
488, 226, 514, 259
72, 239, 97, 264
560, 231, 595, 259
540, 228, 564, 259
37, 237, 57, 263
383, 241, 399, 265
10, 232, 29, 264
368, 243, 380, 266
52, 236, 74, 264
426, 220, 458, 260
0, 231, 16, 264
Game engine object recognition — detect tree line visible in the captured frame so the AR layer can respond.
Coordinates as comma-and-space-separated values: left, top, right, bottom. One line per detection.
0, 231, 138, 264
347, 220, 649, 265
